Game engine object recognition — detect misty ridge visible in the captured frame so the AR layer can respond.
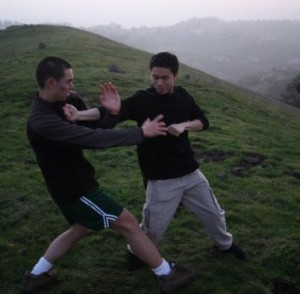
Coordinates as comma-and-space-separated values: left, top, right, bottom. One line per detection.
1, 18, 300, 108
86, 17, 300, 108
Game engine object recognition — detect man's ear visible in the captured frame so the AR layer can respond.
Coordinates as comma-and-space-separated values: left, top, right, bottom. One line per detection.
46, 77, 57, 89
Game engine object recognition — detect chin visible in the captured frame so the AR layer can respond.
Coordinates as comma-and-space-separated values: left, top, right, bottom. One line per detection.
59, 96, 68, 101
156, 89, 166, 95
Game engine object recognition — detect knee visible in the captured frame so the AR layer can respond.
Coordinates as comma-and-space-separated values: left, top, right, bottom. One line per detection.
120, 209, 140, 229
69, 223, 89, 240
111, 209, 140, 233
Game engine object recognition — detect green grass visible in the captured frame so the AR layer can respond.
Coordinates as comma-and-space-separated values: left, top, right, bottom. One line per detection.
0, 25, 299, 293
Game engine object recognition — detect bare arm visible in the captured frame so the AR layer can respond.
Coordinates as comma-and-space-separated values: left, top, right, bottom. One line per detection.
63, 82, 120, 122
63, 104, 100, 122
167, 119, 203, 137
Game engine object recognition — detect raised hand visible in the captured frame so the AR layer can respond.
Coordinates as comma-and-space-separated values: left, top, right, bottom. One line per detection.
141, 114, 168, 138
99, 82, 121, 115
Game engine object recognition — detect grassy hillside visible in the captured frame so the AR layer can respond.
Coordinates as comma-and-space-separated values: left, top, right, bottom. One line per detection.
0, 25, 299, 294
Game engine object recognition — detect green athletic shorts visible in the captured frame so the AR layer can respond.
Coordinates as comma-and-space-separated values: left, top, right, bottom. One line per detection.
59, 188, 124, 231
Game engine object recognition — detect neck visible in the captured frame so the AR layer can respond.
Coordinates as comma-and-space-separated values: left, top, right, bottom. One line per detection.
38, 89, 56, 103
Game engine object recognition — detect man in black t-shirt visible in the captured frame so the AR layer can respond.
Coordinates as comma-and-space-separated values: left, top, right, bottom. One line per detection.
64, 52, 247, 271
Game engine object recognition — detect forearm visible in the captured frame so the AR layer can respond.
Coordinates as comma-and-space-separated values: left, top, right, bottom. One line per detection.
77, 108, 100, 121
76, 107, 120, 129
183, 119, 204, 131
167, 119, 204, 137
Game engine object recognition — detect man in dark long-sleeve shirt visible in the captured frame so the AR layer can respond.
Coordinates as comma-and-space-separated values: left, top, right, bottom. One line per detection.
21, 56, 196, 293
27, 91, 145, 204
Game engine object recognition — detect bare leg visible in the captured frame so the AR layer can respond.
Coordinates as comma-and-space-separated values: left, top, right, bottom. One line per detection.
43, 223, 89, 263
110, 209, 162, 269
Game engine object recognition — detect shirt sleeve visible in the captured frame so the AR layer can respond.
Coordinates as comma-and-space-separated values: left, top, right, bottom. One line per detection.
119, 92, 143, 122
182, 87, 209, 130
30, 110, 144, 149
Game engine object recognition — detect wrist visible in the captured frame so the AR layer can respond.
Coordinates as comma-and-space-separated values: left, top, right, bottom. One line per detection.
109, 111, 119, 116
140, 127, 145, 140
183, 121, 189, 130
77, 111, 92, 121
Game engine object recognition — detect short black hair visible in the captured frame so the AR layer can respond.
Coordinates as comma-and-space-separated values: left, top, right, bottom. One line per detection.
149, 52, 179, 76
36, 56, 72, 88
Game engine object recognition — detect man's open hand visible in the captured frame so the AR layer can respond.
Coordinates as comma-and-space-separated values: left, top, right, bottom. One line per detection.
141, 114, 168, 137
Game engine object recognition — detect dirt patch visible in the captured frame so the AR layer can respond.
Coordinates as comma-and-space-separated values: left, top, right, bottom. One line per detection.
285, 171, 300, 180
271, 277, 298, 294
195, 151, 268, 177
195, 151, 234, 163
231, 152, 266, 177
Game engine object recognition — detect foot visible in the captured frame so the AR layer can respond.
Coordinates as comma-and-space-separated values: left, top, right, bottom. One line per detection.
158, 262, 196, 293
222, 243, 247, 261
127, 251, 146, 271
20, 270, 57, 293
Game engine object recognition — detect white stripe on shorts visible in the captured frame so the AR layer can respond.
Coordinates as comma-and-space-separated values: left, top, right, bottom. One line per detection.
80, 196, 118, 228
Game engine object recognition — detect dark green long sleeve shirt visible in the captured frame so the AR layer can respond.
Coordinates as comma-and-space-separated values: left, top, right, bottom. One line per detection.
27, 92, 144, 204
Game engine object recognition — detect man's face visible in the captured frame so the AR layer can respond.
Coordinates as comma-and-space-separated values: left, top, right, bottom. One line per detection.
151, 67, 176, 95
51, 68, 74, 101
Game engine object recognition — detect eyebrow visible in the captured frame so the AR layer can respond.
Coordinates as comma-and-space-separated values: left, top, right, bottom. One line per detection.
152, 74, 169, 78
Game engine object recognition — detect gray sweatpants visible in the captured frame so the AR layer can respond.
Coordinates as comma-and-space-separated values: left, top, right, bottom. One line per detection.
141, 169, 233, 250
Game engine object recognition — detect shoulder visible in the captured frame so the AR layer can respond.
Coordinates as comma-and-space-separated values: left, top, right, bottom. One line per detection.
66, 91, 88, 110
125, 88, 153, 103
174, 86, 194, 100
175, 85, 190, 95
66, 90, 84, 102
132, 87, 154, 97
29, 106, 62, 133
28, 98, 64, 134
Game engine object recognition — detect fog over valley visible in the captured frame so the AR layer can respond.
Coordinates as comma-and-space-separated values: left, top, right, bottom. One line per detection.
86, 18, 300, 108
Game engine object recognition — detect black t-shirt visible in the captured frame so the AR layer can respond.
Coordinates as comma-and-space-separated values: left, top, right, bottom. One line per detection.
119, 86, 209, 179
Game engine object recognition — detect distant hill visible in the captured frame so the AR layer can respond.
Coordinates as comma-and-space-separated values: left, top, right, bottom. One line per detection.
1, 23, 299, 116
87, 17, 300, 106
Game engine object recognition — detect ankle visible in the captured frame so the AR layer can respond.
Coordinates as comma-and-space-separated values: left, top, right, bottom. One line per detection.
31, 257, 53, 275
152, 259, 172, 276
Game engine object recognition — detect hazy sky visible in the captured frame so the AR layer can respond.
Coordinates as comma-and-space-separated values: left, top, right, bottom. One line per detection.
1, 0, 300, 28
